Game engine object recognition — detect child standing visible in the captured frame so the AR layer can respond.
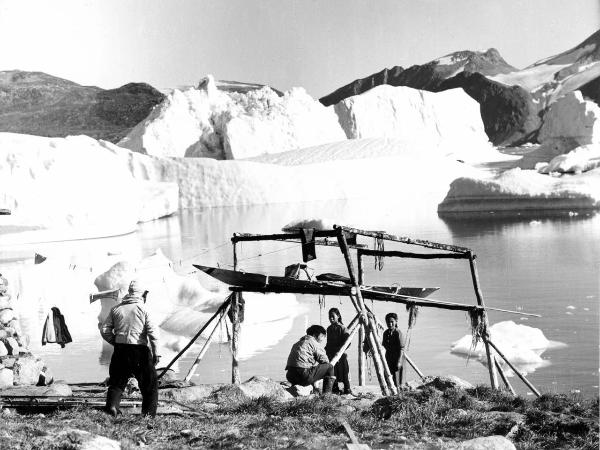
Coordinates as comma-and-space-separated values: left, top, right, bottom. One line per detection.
382, 312, 406, 387
325, 308, 353, 395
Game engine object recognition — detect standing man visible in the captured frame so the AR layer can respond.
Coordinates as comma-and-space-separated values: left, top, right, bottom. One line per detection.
285, 325, 336, 394
100, 280, 160, 417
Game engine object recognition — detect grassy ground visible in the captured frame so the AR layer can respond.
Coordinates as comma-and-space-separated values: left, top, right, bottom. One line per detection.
1, 387, 597, 449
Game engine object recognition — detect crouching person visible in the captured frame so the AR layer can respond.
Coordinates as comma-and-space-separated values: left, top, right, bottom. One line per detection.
285, 325, 336, 394
100, 280, 160, 417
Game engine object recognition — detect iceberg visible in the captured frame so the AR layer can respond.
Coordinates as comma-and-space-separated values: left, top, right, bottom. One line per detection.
118, 75, 346, 160
0, 133, 178, 242
450, 321, 558, 375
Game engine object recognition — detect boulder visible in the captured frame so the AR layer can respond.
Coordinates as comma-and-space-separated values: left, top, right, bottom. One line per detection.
419, 375, 474, 391
1, 357, 16, 368
457, 435, 516, 450
211, 376, 293, 403
1, 383, 72, 396
0, 295, 11, 309
41, 428, 120, 450
12, 355, 44, 385
159, 385, 220, 403
0, 367, 14, 388
288, 384, 313, 397
0, 341, 7, 357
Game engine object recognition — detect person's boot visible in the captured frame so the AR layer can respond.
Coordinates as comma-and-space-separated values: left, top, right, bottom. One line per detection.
105, 387, 123, 417
322, 376, 336, 395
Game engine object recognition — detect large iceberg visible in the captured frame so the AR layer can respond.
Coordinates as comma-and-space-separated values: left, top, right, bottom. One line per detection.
0, 133, 178, 241
118, 75, 346, 160
334, 85, 492, 151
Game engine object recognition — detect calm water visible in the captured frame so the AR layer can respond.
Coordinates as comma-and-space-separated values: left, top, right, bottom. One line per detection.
3, 198, 599, 396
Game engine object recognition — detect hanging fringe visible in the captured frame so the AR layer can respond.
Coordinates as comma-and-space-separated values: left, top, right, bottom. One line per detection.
468, 308, 488, 351
373, 236, 385, 271
318, 294, 326, 324
406, 302, 419, 330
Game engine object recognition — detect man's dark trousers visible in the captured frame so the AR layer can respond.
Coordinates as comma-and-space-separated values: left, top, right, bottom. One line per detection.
108, 343, 158, 416
286, 363, 334, 386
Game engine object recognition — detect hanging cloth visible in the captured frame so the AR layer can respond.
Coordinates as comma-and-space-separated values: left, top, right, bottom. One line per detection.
42, 307, 73, 348
300, 228, 317, 262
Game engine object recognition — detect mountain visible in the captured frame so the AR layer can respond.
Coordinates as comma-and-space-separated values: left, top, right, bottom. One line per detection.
320, 30, 600, 146
320, 49, 515, 106
0, 71, 165, 143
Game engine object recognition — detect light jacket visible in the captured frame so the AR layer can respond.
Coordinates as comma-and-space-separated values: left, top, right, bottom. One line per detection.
100, 295, 159, 356
286, 335, 329, 370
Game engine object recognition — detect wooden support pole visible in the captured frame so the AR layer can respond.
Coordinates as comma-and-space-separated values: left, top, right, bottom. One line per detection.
158, 297, 231, 379
330, 317, 361, 366
467, 252, 499, 390
184, 303, 231, 382
357, 252, 366, 387
231, 239, 241, 384
494, 358, 516, 396
336, 227, 397, 395
487, 339, 541, 397
404, 353, 425, 380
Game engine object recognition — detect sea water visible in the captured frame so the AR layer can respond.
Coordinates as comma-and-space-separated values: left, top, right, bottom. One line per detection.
2, 198, 598, 396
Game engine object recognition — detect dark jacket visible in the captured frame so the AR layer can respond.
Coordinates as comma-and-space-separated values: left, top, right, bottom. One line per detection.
382, 327, 405, 371
42, 307, 72, 348
325, 323, 350, 359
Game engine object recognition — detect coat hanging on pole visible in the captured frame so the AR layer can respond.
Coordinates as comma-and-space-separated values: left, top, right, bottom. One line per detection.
300, 228, 317, 262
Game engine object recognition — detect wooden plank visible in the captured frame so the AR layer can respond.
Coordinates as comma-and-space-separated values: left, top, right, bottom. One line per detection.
494, 358, 516, 396
358, 249, 469, 259
340, 419, 371, 450
357, 253, 365, 387
232, 242, 241, 385
337, 225, 471, 254
232, 230, 338, 242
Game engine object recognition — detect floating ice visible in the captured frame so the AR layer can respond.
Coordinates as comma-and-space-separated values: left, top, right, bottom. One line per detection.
451, 321, 556, 375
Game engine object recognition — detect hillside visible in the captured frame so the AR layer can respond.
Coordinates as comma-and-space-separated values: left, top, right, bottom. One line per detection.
0, 71, 165, 142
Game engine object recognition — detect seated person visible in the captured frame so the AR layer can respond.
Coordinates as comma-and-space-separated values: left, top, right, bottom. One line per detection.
285, 325, 336, 394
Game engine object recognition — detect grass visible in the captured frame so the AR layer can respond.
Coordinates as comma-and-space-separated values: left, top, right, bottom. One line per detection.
0, 388, 597, 449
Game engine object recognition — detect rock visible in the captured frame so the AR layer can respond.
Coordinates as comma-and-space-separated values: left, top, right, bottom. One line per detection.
3, 337, 19, 355
212, 376, 293, 403
1, 357, 15, 368
157, 368, 177, 387
419, 375, 474, 391
0, 295, 11, 309
159, 385, 220, 403
7, 319, 21, 337
0, 342, 7, 357
45, 428, 121, 450
0, 330, 8, 340
12, 355, 44, 385
1, 383, 72, 396
457, 435, 516, 450
0, 368, 14, 388
288, 384, 313, 397
0, 308, 15, 325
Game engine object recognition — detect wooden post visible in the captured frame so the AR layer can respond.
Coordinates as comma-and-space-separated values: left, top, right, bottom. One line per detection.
231, 239, 241, 384
467, 252, 498, 390
357, 251, 366, 387
184, 303, 231, 382
494, 358, 515, 396
404, 353, 425, 380
158, 297, 231, 379
336, 227, 397, 395
330, 316, 361, 366
487, 339, 541, 397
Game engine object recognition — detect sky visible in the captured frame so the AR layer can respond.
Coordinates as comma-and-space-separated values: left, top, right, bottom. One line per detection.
0, 0, 598, 98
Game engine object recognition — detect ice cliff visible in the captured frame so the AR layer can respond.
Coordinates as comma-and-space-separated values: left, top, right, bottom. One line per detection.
118, 75, 346, 159
0, 133, 178, 240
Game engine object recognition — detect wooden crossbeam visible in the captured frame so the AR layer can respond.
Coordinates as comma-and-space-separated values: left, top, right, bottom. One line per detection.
358, 249, 469, 260
336, 225, 471, 254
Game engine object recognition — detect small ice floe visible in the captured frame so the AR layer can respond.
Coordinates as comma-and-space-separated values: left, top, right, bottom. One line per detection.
450, 321, 559, 376
566, 311, 573, 315
529, 220, 541, 226
583, 307, 590, 311
566, 305, 576, 310
568, 211, 579, 217
571, 389, 581, 394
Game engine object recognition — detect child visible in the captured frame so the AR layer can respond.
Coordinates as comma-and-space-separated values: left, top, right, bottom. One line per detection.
325, 308, 353, 395
382, 312, 406, 387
